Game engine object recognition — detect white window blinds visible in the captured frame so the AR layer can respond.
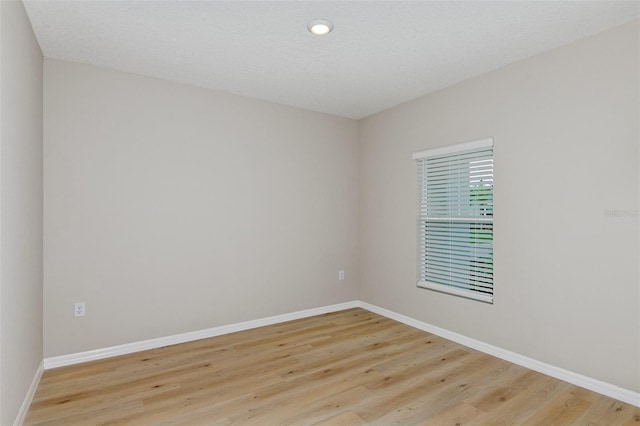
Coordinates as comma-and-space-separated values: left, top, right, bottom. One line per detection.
413, 138, 494, 303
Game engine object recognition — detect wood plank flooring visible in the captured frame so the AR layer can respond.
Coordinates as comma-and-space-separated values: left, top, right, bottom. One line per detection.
25, 308, 640, 425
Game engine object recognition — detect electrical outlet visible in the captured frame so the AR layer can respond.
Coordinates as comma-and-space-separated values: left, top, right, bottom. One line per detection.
338, 270, 345, 281
74, 302, 85, 318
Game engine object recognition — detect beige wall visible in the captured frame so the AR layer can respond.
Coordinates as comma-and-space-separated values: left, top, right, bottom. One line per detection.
359, 20, 639, 392
43, 59, 360, 357
0, 0, 44, 423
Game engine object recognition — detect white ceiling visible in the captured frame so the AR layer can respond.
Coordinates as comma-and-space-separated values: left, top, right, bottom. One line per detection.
24, 1, 639, 119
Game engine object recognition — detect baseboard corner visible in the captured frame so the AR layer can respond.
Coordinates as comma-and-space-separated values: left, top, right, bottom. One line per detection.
13, 359, 44, 426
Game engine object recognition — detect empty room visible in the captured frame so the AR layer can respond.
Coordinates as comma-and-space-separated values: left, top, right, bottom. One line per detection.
1, 0, 639, 424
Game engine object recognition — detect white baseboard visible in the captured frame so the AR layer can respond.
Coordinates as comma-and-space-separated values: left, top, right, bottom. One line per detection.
14, 360, 44, 426
41, 299, 639, 408
358, 301, 640, 408
43, 301, 359, 370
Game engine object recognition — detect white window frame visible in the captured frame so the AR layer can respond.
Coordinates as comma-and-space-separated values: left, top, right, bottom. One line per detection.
413, 138, 494, 304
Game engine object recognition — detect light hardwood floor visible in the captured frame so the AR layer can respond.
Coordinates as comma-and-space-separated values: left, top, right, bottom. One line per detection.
25, 308, 639, 425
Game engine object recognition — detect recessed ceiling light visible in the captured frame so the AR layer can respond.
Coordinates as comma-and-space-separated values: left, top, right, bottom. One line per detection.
307, 19, 333, 36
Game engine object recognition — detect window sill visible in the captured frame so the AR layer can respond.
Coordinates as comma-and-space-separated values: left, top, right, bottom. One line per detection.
417, 281, 494, 304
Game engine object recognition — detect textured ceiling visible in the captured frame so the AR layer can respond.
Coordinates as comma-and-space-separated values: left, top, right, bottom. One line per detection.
24, 1, 639, 119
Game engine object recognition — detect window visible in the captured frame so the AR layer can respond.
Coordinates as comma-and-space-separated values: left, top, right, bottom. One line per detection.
413, 138, 494, 303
